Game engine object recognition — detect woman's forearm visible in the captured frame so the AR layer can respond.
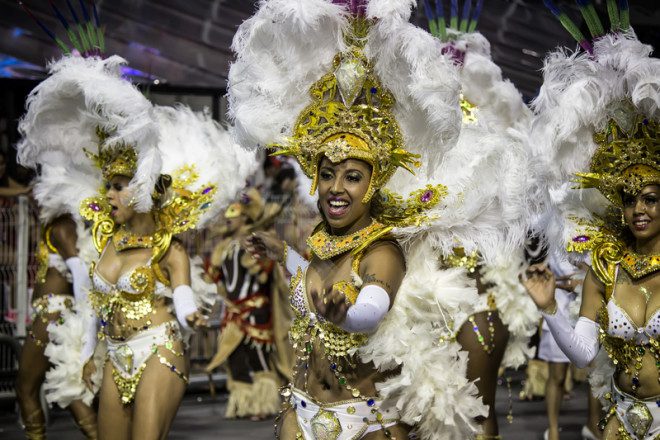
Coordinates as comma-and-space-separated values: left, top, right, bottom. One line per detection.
542, 309, 600, 368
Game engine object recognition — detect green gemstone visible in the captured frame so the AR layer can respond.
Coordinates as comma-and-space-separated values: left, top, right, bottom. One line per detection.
338, 377, 346, 385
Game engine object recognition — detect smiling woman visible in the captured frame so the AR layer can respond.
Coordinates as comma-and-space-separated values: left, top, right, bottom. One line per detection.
523, 4, 660, 437
232, 0, 495, 437
318, 158, 373, 231
623, 185, 660, 242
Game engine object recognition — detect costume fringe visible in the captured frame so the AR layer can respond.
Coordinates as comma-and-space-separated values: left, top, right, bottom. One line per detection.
480, 254, 539, 369
225, 371, 281, 418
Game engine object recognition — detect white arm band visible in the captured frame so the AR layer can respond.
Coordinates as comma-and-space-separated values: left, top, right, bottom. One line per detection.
65, 257, 91, 303
340, 284, 391, 333
173, 285, 198, 330
542, 310, 600, 368
285, 245, 309, 275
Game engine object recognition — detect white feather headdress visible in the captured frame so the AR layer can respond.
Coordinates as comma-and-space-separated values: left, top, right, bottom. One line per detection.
18, 55, 254, 232
530, 30, 660, 258
153, 105, 256, 229
18, 55, 160, 214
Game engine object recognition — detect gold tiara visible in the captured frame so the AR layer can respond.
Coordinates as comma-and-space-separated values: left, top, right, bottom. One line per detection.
575, 113, 659, 206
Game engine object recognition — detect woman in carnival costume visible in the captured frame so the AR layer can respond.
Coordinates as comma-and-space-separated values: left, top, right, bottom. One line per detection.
205, 187, 293, 420
422, 1, 540, 437
523, 2, 660, 439
232, 0, 536, 438
16, 8, 255, 438
13, 170, 98, 438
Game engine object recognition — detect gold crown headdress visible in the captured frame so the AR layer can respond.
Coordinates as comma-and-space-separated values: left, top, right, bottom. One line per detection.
270, 19, 420, 203
85, 128, 138, 180
575, 112, 660, 206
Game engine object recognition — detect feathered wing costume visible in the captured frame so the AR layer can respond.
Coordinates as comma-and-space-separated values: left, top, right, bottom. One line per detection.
529, 0, 659, 407
17, 54, 255, 408
421, 0, 540, 369
228, 0, 506, 438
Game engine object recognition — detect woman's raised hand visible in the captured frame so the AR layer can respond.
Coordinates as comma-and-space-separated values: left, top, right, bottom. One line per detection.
244, 231, 286, 262
521, 263, 557, 310
185, 311, 208, 330
311, 288, 349, 326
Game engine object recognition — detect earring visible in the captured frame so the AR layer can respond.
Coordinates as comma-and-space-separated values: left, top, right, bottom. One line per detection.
621, 213, 626, 226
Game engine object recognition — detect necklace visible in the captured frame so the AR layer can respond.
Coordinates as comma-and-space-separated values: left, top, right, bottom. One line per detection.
307, 220, 387, 260
620, 249, 660, 280
113, 226, 154, 251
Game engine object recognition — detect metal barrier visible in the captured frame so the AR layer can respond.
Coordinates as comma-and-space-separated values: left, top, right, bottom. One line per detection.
0, 195, 40, 338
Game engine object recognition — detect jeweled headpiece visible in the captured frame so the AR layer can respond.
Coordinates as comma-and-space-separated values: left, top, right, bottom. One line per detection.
84, 128, 138, 180
271, 19, 420, 203
575, 113, 660, 206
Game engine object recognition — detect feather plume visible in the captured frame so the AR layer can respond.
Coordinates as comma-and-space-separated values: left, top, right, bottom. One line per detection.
228, 0, 349, 150
17, 55, 159, 213
360, 240, 487, 439
152, 105, 256, 229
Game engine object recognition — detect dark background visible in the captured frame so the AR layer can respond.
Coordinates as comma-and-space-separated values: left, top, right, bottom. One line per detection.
0, 0, 658, 183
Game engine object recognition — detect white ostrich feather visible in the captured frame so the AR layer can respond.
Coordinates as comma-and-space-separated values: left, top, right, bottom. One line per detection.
152, 105, 256, 229
43, 301, 105, 407
30, 150, 99, 223
453, 32, 531, 131
17, 55, 160, 213
228, 0, 349, 150
366, 0, 461, 171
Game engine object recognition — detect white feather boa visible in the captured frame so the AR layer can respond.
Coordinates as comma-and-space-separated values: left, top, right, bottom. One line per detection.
43, 301, 105, 408
359, 240, 487, 439
42, 228, 101, 408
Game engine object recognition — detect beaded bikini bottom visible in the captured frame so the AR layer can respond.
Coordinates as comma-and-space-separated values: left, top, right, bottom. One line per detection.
105, 320, 188, 404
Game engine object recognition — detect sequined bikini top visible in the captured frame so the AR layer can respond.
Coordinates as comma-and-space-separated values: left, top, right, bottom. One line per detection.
601, 266, 660, 343
92, 266, 170, 298
90, 244, 171, 325
289, 267, 367, 360
597, 265, 660, 394
606, 300, 660, 344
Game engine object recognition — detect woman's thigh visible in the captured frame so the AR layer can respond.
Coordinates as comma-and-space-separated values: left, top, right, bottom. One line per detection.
131, 348, 189, 440
98, 360, 131, 440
